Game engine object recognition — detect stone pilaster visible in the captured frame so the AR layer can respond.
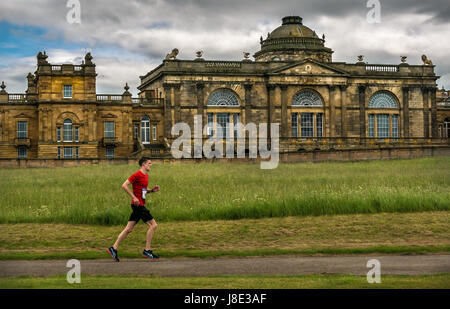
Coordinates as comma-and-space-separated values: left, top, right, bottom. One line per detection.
196, 83, 204, 118
430, 87, 437, 138
358, 85, 366, 139
329, 85, 338, 138
266, 84, 276, 138
280, 84, 288, 138
163, 83, 173, 137
402, 87, 410, 138
173, 84, 181, 124
38, 107, 44, 142
422, 86, 429, 138
244, 83, 253, 125
0, 109, 5, 142
340, 85, 348, 138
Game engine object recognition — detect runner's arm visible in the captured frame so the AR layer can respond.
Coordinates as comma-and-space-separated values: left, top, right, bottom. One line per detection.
150, 185, 160, 193
122, 179, 139, 205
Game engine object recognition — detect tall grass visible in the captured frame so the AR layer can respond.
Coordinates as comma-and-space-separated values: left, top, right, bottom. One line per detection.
0, 157, 449, 225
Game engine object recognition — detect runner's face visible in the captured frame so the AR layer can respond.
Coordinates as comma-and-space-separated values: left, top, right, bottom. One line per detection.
143, 160, 152, 171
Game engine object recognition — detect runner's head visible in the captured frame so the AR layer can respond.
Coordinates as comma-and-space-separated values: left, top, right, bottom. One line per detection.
139, 157, 152, 171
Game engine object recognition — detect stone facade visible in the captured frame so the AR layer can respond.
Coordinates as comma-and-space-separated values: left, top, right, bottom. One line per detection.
437, 88, 450, 138
0, 16, 448, 161
0, 52, 165, 160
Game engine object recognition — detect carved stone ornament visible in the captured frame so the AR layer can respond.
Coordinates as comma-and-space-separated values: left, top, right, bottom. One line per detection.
37, 51, 49, 65
84, 52, 94, 65
421, 55, 433, 66
0, 81, 6, 94
165, 48, 179, 60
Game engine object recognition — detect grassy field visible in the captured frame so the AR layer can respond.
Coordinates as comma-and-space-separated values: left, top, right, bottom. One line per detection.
1, 274, 449, 289
0, 157, 449, 225
1, 212, 449, 259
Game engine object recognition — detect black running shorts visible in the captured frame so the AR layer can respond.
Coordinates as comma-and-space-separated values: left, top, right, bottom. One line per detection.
129, 205, 154, 223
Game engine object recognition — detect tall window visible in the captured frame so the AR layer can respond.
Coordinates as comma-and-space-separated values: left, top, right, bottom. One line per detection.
64, 147, 73, 158
63, 85, 72, 98
106, 147, 114, 159
291, 113, 323, 138
368, 114, 399, 138
444, 118, 450, 138
57, 127, 61, 142
233, 114, 240, 138
369, 114, 375, 138
18, 146, 27, 159
206, 113, 240, 139
63, 119, 73, 142
377, 114, 389, 138
104, 121, 115, 139
301, 113, 314, 138
141, 116, 150, 143
368, 91, 399, 139
392, 115, 399, 138
316, 113, 323, 138
207, 113, 214, 137
292, 113, 298, 137
206, 89, 240, 139
74, 127, 79, 142
216, 113, 230, 138
292, 90, 324, 138
17, 121, 27, 139
152, 124, 157, 141
134, 124, 139, 139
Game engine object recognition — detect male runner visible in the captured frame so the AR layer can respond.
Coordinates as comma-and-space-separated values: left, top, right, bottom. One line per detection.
107, 157, 160, 262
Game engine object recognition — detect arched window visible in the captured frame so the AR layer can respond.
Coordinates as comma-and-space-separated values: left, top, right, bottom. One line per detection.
292, 90, 323, 107
141, 116, 150, 143
368, 91, 398, 108
291, 90, 324, 138
63, 119, 73, 142
207, 89, 239, 106
368, 92, 399, 138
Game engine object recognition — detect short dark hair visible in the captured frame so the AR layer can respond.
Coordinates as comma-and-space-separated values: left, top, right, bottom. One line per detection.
139, 157, 151, 166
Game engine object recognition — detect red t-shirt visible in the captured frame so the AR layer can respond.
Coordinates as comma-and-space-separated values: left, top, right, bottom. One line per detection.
128, 171, 149, 206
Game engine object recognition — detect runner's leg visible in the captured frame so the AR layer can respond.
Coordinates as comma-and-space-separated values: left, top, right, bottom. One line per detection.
113, 221, 136, 249
144, 219, 158, 251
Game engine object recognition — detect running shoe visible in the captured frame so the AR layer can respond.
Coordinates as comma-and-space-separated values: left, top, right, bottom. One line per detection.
107, 246, 120, 262
142, 249, 159, 259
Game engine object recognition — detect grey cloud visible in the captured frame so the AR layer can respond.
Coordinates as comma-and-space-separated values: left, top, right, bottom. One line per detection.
0, 0, 449, 90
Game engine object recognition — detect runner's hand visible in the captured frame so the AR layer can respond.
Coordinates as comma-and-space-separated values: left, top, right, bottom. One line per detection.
151, 185, 160, 193
132, 197, 140, 205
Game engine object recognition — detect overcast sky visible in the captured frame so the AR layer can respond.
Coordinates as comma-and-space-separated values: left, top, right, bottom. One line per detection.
0, 0, 449, 96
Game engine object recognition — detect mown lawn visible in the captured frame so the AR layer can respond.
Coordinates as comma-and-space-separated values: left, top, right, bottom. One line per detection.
1, 212, 449, 259
1, 274, 449, 289
0, 157, 449, 225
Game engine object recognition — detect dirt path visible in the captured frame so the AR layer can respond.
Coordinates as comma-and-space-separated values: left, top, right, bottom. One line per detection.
0, 254, 449, 278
